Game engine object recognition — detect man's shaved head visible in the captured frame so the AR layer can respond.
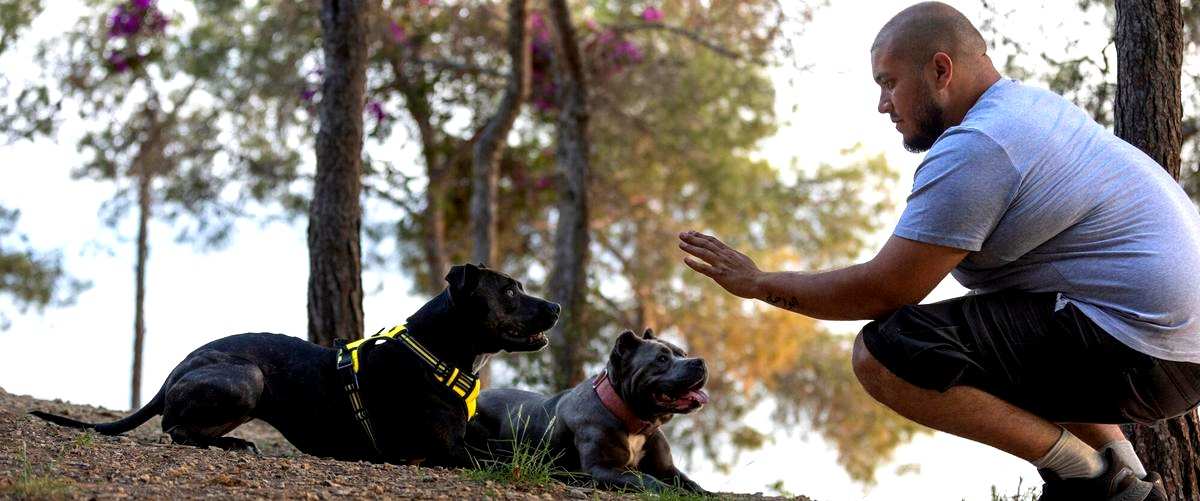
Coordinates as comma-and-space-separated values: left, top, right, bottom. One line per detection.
872, 2, 987, 67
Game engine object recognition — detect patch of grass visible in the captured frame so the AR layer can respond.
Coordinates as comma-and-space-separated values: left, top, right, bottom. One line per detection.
988, 479, 1040, 501
464, 414, 574, 488
72, 431, 95, 449
628, 476, 718, 501
634, 485, 716, 501
1, 441, 75, 500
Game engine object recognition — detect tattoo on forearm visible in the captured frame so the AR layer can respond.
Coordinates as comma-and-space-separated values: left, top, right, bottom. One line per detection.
764, 293, 801, 310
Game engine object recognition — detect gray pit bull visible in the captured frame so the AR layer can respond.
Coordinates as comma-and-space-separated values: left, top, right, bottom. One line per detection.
32, 263, 559, 467
469, 328, 710, 493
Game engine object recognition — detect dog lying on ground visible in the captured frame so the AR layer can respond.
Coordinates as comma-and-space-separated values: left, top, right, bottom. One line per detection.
32, 263, 559, 467
469, 328, 710, 493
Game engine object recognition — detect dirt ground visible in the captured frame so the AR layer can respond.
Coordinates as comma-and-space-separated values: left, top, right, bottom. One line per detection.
0, 386, 808, 500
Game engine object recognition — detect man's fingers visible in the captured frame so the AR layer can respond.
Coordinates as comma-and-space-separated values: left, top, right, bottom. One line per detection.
683, 257, 717, 277
679, 231, 727, 253
679, 240, 721, 265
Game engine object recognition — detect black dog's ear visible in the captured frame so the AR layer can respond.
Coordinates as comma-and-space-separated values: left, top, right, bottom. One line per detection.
642, 328, 655, 340
614, 329, 642, 356
445, 263, 482, 302
477, 262, 488, 269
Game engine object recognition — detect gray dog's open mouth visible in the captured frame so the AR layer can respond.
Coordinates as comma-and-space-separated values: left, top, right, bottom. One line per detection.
654, 380, 709, 412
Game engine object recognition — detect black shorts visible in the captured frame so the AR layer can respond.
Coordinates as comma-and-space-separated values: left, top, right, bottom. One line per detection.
861, 291, 1200, 424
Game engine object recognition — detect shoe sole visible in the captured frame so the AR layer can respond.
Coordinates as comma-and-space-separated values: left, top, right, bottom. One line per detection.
1111, 479, 1154, 501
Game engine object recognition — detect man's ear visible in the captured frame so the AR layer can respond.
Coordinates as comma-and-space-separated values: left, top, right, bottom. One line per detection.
445, 263, 482, 303
931, 51, 953, 91
642, 328, 655, 340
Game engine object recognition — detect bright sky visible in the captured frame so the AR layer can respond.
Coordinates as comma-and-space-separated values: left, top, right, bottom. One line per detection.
0, 1, 1113, 499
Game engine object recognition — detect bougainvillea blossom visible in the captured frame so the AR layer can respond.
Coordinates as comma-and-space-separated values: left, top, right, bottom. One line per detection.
389, 21, 407, 44
367, 101, 387, 122
641, 6, 663, 22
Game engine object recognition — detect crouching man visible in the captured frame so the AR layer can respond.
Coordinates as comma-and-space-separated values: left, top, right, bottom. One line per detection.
678, 3, 1200, 500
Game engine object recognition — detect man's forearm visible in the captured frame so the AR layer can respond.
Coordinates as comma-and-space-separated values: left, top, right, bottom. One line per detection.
753, 263, 905, 321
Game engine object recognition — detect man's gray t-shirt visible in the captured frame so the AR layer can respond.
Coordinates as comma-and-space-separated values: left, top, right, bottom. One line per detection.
894, 78, 1200, 363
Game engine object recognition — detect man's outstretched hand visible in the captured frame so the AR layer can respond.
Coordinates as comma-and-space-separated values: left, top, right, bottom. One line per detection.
678, 231, 764, 299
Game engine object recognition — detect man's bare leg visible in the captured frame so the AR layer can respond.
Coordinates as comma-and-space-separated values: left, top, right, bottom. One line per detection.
1064, 423, 1148, 478
1062, 424, 1126, 450
851, 333, 1061, 461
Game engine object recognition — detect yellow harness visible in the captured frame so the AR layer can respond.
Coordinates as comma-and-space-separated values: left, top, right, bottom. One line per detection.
335, 324, 482, 455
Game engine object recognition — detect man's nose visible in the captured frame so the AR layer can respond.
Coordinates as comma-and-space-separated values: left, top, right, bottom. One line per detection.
878, 93, 892, 115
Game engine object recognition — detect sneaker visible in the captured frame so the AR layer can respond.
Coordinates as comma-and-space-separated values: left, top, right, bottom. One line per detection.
1141, 472, 1167, 501
1038, 449, 1155, 501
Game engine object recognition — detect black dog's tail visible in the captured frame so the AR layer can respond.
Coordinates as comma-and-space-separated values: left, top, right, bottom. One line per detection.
30, 388, 165, 436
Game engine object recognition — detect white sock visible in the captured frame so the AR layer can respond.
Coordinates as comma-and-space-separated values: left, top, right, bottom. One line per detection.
1101, 439, 1148, 479
1032, 428, 1107, 479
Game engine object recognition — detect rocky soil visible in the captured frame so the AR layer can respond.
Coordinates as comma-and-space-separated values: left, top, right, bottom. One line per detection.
0, 387, 808, 500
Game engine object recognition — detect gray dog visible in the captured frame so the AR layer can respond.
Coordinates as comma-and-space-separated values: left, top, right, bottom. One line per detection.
469, 329, 709, 493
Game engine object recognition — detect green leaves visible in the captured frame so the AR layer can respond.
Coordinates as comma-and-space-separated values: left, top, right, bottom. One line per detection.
0, 206, 89, 330
0, 0, 42, 56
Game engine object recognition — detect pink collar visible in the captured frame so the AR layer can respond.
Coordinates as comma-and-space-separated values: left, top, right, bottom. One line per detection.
592, 370, 658, 436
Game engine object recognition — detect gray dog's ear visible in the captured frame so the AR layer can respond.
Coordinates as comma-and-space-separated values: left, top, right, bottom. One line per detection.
642, 328, 655, 339
615, 330, 643, 356
445, 263, 482, 302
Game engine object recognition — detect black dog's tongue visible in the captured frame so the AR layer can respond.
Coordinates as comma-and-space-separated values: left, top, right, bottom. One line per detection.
674, 389, 710, 408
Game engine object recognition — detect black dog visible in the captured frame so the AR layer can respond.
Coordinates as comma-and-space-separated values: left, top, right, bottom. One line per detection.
470, 329, 709, 493
32, 264, 559, 467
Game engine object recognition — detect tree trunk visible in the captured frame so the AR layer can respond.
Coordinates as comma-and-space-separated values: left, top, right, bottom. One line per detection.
470, 0, 532, 266
1115, 0, 1185, 179
546, 0, 591, 391
130, 158, 150, 410
308, 0, 369, 347
1114, 2, 1199, 499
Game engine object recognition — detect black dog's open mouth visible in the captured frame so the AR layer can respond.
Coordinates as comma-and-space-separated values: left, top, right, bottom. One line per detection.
654, 379, 709, 412
503, 330, 549, 349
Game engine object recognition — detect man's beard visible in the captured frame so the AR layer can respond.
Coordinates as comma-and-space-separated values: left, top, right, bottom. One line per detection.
903, 87, 948, 153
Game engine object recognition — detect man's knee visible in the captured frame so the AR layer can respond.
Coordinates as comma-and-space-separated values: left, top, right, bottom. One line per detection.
852, 329, 889, 400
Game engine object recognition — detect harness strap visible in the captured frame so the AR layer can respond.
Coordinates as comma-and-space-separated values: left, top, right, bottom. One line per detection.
336, 341, 382, 457
335, 324, 483, 455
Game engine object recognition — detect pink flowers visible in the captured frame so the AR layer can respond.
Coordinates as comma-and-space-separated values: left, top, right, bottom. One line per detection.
367, 101, 387, 122
107, 52, 130, 73
613, 40, 643, 64
108, 6, 142, 37
389, 20, 407, 44
526, 10, 650, 114
641, 6, 663, 23
107, 0, 167, 39
104, 0, 168, 74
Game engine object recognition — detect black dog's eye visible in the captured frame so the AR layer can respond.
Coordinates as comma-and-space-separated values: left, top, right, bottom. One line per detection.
656, 354, 668, 364
505, 289, 516, 298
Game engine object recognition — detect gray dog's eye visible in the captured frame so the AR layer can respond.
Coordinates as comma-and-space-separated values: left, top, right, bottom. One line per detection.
656, 354, 668, 364
505, 289, 516, 298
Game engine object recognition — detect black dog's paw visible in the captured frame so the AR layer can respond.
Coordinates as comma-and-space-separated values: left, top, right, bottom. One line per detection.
210, 436, 260, 455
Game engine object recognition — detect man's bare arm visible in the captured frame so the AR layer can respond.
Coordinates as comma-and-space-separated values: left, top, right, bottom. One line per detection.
678, 232, 968, 321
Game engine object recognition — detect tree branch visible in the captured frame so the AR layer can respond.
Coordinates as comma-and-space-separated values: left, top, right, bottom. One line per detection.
609, 22, 767, 66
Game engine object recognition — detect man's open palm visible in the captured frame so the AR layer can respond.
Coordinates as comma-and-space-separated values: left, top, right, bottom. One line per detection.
678, 231, 763, 299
